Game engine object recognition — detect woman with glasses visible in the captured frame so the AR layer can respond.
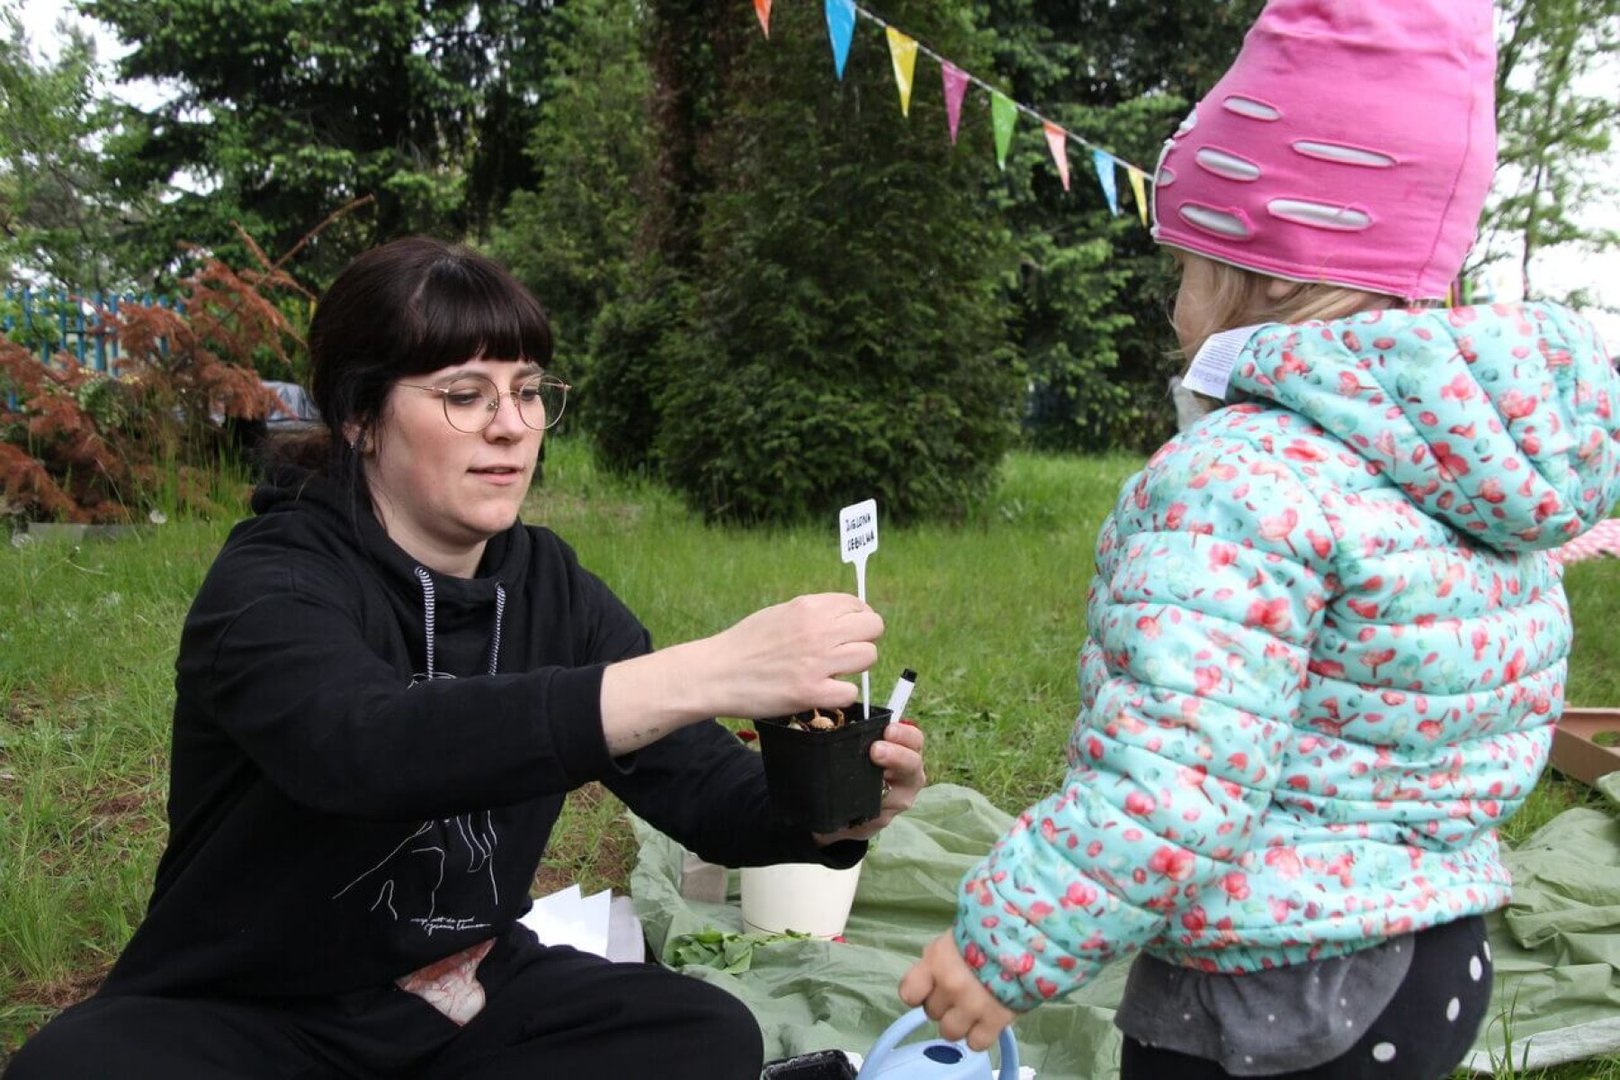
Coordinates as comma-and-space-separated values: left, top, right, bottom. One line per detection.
6, 237, 925, 1080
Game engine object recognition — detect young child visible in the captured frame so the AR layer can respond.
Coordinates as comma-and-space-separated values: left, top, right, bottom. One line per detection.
899, 2, 1620, 1077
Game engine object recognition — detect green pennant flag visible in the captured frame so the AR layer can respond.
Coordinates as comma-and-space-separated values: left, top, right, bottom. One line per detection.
991, 92, 1016, 171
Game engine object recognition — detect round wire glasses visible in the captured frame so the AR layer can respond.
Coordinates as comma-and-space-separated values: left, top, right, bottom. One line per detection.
398, 373, 571, 433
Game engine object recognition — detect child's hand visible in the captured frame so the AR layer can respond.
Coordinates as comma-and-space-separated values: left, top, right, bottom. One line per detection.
899, 931, 1018, 1051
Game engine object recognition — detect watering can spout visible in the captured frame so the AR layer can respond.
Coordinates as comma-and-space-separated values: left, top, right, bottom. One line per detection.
855, 1006, 1019, 1080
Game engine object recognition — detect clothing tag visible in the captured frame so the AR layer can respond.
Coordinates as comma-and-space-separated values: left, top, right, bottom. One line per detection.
1182, 325, 1262, 401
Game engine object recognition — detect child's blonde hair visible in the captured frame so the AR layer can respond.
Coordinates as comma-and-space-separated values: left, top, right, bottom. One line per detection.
1170, 255, 1401, 425
1174, 255, 1399, 362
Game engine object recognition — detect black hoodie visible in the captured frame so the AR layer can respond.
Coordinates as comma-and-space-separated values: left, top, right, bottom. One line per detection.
105, 468, 860, 999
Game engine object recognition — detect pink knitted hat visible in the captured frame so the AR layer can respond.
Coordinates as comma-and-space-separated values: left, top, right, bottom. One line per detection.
1151, 0, 1497, 301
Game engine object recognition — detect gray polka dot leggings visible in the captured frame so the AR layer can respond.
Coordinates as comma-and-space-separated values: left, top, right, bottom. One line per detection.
1121, 916, 1493, 1079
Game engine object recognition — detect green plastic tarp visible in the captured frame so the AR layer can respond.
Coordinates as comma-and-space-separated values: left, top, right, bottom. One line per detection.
630, 782, 1620, 1077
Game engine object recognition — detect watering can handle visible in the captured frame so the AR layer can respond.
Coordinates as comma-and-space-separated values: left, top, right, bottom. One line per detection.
855, 1006, 1020, 1080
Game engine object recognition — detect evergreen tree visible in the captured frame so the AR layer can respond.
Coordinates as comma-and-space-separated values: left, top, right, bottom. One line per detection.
593, 0, 1020, 523
981, 0, 1261, 452
490, 0, 652, 359
84, 0, 552, 285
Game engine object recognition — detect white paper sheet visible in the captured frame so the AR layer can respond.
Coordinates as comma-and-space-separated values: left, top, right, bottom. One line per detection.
519, 883, 612, 959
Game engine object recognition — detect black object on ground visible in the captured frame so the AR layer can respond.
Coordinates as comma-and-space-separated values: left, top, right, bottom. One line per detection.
761, 1048, 859, 1079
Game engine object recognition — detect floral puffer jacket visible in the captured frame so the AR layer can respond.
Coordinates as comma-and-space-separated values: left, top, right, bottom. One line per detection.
956, 302, 1620, 1011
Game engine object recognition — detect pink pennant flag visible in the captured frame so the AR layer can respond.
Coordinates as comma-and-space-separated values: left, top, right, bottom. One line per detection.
1044, 122, 1071, 192
754, 0, 771, 37
941, 62, 969, 145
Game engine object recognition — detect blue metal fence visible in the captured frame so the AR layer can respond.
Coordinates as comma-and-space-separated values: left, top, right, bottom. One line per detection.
1, 287, 183, 372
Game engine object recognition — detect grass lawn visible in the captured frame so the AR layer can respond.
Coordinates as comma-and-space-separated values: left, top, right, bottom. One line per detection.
3, 436, 1619, 1077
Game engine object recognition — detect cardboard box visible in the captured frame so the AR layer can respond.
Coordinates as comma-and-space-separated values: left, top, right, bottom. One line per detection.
1549, 707, 1620, 786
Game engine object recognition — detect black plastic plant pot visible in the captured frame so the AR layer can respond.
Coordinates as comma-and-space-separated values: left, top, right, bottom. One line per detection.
753, 705, 892, 834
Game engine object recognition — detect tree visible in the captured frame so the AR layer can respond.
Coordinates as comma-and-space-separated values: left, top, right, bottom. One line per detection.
499, 0, 1274, 480
588, 0, 1020, 523
83, 0, 554, 286
490, 0, 652, 357
0, 9, 148, 292
1, 254, 290, 524
1475, 0, 1619, 307
979, 0, 1262, 452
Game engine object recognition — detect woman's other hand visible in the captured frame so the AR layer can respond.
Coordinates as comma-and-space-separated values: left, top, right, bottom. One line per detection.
813, 718, 926, 844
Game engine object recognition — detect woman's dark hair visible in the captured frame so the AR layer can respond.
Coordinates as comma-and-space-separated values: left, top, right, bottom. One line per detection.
294, 237, 554, 479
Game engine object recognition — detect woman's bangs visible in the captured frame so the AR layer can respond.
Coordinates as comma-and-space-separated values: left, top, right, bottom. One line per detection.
403, 260, 554, 376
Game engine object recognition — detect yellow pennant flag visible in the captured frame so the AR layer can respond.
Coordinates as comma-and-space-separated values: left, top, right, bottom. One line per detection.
886, 28, 918, 117
1127, 166, 1150, 226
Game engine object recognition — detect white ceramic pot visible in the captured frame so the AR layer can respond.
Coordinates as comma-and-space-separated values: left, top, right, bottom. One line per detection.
739, 860, 863, 938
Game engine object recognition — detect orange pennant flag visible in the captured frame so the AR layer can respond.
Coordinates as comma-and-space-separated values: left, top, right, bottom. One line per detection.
754, 0, 771, 37
1044, 122, 1071, 192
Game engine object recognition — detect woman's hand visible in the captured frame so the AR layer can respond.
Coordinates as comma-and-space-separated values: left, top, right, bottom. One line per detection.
813, 719, 926, 844
899, 932, 1018, 1052
703, 593, 885, 720
600, 593, 882, 757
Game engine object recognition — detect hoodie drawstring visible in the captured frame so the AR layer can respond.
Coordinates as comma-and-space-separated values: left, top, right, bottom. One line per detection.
489, 582, 506, 674
414, 566, 505, 679
414, 567, 439, 680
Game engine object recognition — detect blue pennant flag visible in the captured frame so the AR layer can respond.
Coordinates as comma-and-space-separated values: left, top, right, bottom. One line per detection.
1092, 149, 1120, 216
825, 0, 856, 79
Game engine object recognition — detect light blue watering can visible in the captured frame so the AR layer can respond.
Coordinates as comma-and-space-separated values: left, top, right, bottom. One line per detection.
855, 1007, 1019, 1080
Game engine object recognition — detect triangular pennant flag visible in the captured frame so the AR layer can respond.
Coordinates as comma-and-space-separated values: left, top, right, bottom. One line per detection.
825, 0, 856, 79
1127, 166, 1149, 226
991, 92, 1016, 171
886, 28, 918, 117
754, 0, 771, 37
1092, 148, 1119, 215
941, 62, 969, 145
1043, 122, 1070, 192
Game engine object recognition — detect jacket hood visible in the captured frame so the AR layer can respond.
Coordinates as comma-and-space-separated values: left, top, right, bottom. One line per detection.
1228, 302, 1620, 552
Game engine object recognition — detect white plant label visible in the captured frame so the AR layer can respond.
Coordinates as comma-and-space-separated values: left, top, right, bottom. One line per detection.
839, 499, 879, 580
838, 498, 879, 717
